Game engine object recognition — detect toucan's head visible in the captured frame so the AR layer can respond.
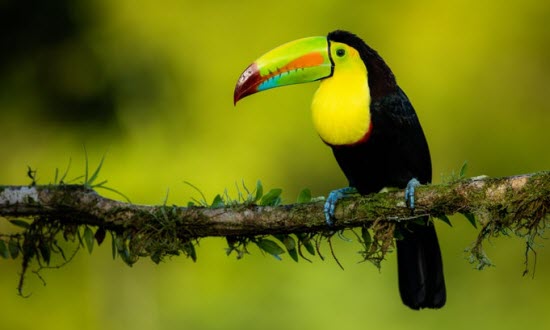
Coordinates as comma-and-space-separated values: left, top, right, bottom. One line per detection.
234, 30, 396, 105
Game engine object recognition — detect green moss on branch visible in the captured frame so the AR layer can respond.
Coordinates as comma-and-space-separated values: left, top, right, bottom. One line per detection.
0, 171, 549, 295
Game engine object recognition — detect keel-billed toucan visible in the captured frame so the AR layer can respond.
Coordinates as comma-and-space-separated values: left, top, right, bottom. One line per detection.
234, 30, 446, 309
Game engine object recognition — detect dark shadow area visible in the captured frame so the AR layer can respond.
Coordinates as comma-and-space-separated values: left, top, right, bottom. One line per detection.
0, 1, 180, 134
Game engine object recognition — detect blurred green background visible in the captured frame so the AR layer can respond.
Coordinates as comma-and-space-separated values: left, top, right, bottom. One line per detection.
1, 0, 549, 329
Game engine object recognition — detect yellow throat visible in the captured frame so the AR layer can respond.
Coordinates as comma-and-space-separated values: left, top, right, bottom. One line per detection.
311, 43, 371, 146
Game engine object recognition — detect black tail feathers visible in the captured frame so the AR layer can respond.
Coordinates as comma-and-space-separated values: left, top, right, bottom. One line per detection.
396, 219, 446, 310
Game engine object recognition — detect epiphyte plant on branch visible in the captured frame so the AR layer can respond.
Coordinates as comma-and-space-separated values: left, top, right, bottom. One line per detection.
1, 158, 549, 299
234, 30, 445, 309
0, 154, 344, 296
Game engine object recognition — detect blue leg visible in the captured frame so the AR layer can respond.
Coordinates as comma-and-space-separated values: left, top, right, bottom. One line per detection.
405, 178, 421, 210
324, 187, 358, 226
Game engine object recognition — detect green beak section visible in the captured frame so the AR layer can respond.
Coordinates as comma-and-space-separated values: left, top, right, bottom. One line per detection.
234, 36, 332, 104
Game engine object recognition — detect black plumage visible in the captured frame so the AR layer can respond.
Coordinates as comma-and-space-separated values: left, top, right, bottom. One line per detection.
328, 30, 446, 309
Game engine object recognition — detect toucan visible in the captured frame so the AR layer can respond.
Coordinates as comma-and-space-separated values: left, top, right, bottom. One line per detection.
234, 30, 446, 310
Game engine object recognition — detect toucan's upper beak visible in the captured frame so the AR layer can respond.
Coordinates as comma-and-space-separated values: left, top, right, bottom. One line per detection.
234, 36, 333, 104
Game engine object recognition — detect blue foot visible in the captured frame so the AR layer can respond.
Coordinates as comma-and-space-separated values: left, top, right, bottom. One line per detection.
405, 178, 421, 210
324, 187, 358, 226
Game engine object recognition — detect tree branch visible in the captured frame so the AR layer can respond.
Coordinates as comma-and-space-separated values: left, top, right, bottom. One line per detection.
0, 171, 548, 294
1, 171, 549, 237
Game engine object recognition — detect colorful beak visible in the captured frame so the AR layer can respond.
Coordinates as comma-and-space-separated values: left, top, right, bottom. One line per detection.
234, 36, 333, 104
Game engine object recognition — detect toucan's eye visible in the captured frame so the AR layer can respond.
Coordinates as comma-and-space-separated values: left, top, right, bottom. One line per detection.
336, 48, 346, 57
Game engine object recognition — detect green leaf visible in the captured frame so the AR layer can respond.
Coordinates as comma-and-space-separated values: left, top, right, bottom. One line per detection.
184, 181, 208, 206
462, 212, 477, 229
0, 240, 9, 259
284, 236, 298, 262
184, 242, 197, 262
76, 227, 84, 247
296, 188, 312, 204
93, 180, 108, 187
288, 247, 298, 262
459, 161, 468, 178
437, 214, 453, 227
241, 179, 251, 197
83, 147, 108, 186
256, 239, 285, 259
114, 235, 133, 267
254, 180, 263, 202
38, 241, 51, 265
150, 252, 161, 264
83, 226, 94, 254
8, 238, 19, 259
95, 228, 106, 246
281, 235, 296, 250
114, 235, 125, 253
274, 235, 298, 262
211, 194, 225, 208
260, 188, 282, 206
9, 219, 30, 229
304, 241, 315, 256
59, 157, 72, 183
120, 248, 133, 267
298, 234, 315, 256
361, 227, 372, 250
94, 185, 132, 203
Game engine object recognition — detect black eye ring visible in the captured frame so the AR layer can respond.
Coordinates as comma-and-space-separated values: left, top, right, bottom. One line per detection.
336, 48, 346, 57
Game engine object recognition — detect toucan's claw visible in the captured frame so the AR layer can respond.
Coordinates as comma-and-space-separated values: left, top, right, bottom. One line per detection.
324, 187, 358, 225
405, 178, 421, 210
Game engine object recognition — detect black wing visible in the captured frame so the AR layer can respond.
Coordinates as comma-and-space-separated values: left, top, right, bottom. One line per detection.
332, 87, 431, 194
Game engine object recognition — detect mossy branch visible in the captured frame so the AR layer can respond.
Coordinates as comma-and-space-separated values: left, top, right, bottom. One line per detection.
0, 171, 549, 295
1, 172, 548, 236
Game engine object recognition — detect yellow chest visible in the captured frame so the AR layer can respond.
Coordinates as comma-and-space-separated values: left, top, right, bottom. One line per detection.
311, 68, 371, 146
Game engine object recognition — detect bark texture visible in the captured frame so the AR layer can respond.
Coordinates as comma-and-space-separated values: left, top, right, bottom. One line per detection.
1, 171, 549, 296
1, 172, 549, 237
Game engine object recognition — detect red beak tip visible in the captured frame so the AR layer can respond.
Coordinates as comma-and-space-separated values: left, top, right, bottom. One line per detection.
233, 92, 242, 105
233, 63, 260, 105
